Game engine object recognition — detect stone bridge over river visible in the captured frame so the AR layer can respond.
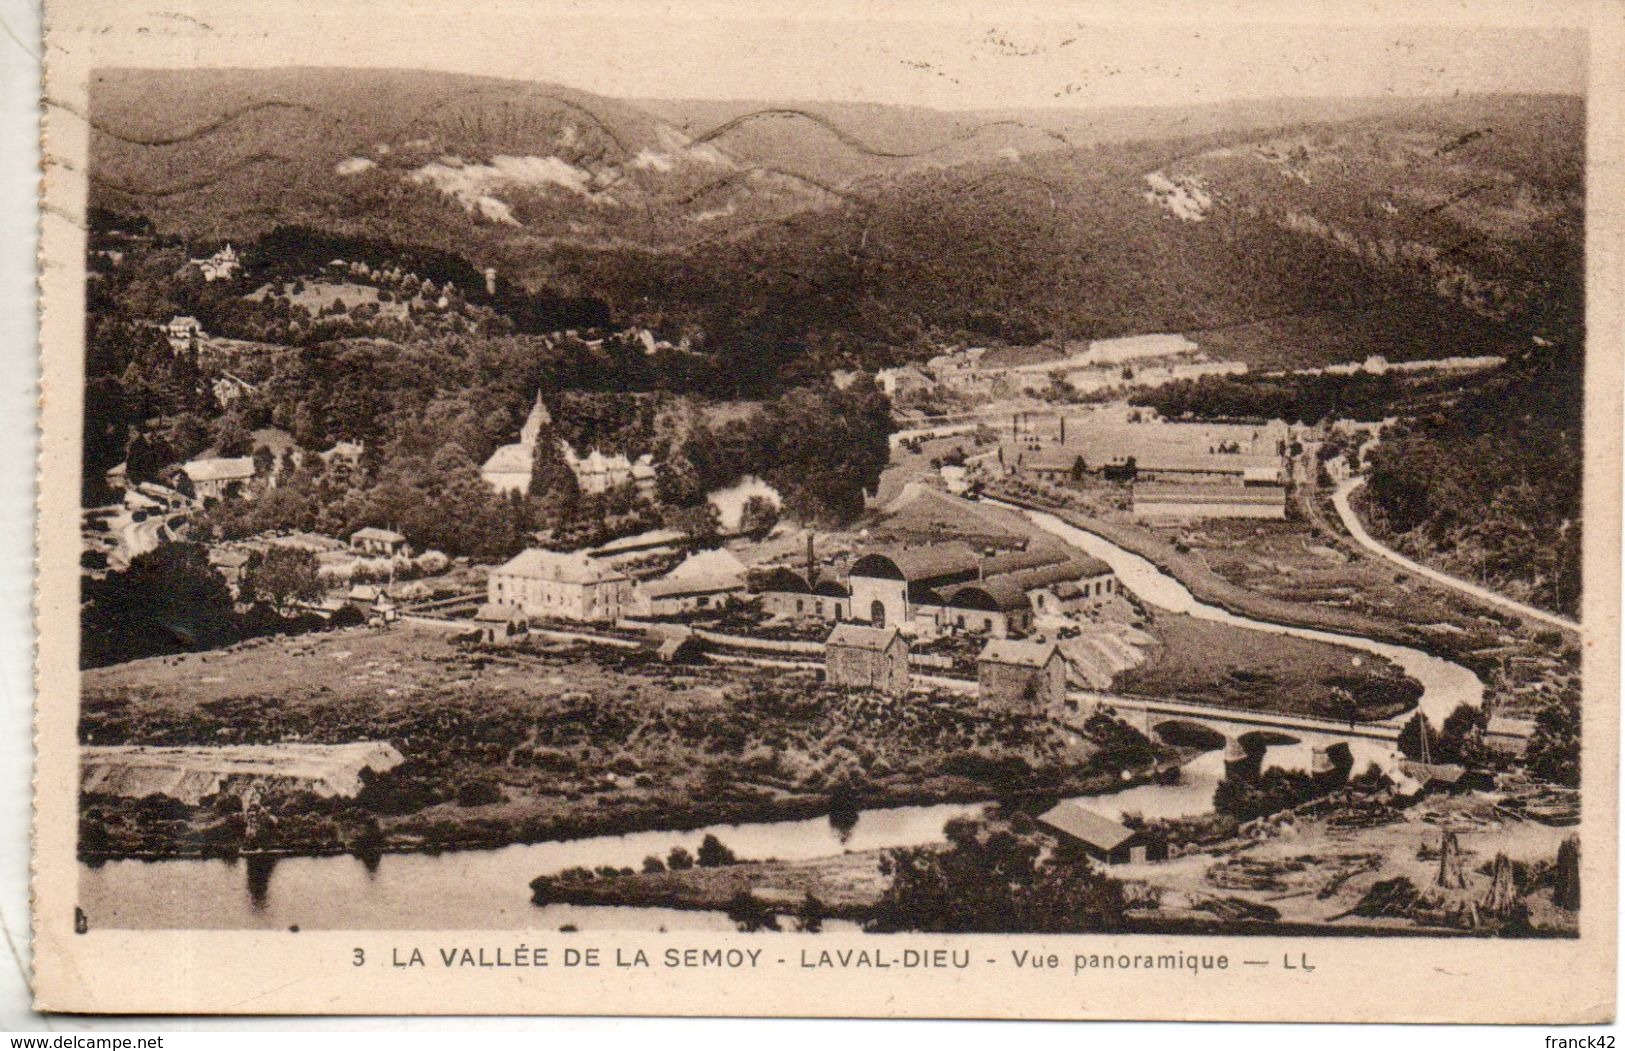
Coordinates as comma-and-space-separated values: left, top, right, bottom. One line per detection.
1075, 690, 1398, 780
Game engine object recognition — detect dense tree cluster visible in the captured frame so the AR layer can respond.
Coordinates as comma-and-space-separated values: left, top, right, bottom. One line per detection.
1364, 341, 1582, 616
79, 542, 332, 667
867, 814, 1126, 933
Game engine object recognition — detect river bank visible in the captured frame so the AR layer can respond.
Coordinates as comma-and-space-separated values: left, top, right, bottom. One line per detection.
80, 753, 1188, 864
991, 490, 1455, 648
526, 787, 1579, 939
81, 624, 1208, 862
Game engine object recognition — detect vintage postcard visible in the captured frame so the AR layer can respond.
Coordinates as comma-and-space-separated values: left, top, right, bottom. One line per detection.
31, 0, 1621, 1020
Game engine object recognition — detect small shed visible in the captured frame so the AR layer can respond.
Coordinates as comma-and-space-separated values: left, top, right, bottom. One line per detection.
473, 602, 528, 643
977, 639, 1066, 710
1036, 802, 1153, 865
825, 623, 910, 697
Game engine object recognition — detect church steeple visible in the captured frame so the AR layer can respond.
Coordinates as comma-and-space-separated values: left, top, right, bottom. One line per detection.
519, 392, 551, 447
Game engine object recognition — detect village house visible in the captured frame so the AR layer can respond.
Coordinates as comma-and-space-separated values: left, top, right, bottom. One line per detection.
875, 365, 933, 398
182, 456, 256, 502
189, 243, 241, 282
638, 548, 749, 616
473, 603, 528, 644
1483, 715, 1538, 759
346, 584, 393, 613
488, 548, 635, 623
1036, 801, 1155, 865
824, 623, 910, 696
977, 638, 1066, 711
1131, 482, 1287, 521
164, 315, 204, 352
350, 527, 409, 557
563, 445, 658, 498
319, 440, 366, 470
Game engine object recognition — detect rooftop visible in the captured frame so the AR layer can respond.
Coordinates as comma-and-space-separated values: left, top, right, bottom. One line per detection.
481, 443, 534, 476
643, 548, 749, 599
182, 457, 255, 483
1036, 802, 1138, 851
826, 623, 902, 651
352, 527, 406, 544
1133, 483, 1286, 505
495, 548, 627, 585
978, 638, 1059, 668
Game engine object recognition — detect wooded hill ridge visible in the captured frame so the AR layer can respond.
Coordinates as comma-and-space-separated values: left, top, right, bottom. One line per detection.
90, 69, 1581, 371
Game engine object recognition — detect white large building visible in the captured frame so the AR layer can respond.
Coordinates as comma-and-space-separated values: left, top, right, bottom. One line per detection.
487, 548, 634, 624
480, 395, 552, 495
182, 457, 256, 501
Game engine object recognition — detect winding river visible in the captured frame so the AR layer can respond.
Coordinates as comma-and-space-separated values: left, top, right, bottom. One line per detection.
998, 502, 1484, 725
78, 503, 1484, 931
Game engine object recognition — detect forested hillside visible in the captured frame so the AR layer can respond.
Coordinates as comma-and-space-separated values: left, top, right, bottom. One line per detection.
1363, 338, 1582, 617
89, 70, 1578, 376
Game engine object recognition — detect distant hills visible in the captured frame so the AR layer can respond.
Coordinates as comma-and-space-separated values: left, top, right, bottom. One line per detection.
89, 68, 1583, 368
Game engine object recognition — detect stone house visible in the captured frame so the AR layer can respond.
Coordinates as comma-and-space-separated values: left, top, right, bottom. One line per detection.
977, 639, 1066, 711
825, 623, 910, 697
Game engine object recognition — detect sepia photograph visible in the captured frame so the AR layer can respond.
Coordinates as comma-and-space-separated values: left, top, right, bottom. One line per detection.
28, 0, 1621, 1021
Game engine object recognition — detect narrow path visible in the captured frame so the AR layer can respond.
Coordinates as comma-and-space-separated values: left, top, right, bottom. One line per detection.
1332, 478, 1579, 633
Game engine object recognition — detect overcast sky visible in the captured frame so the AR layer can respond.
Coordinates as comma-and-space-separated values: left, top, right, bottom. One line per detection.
57, 0, 1590, 110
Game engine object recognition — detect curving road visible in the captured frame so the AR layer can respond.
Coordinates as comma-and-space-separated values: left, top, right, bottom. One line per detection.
1332, 478, 1580, 634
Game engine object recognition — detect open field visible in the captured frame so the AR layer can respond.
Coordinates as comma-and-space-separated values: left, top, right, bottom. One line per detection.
989, 480, 1577, 719
79, 624, 1164, 860
1119, 612, 1421, 721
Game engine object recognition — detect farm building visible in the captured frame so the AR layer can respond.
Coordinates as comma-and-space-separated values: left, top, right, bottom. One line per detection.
1483, 715, 1537, 758
182, 457, 256, 501
977, 639, 1066, 710
350, 527, 409, 556
488, 548, 635, 623
1131, 482, 1287, 520
164, 314, 204, 351
639, 548, 749, 616
825, 623, 910, 696
473, 603, 528, 644
1036, 802, 1155, 865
